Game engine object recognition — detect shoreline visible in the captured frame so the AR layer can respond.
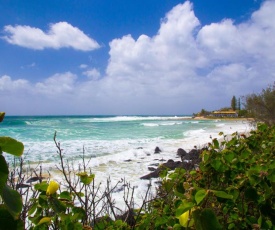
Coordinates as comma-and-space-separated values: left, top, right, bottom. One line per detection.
193, 116, 254, 121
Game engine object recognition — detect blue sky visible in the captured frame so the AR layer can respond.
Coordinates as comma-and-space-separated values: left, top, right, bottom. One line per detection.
1, 0, 274, 115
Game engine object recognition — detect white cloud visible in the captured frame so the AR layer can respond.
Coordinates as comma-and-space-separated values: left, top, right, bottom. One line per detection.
82, 68, 101, 80
35, 72, 77, 96
3, 22, 100, 51
2, 1, 275, 115
79, 64, 88, 69
0, 75, 30, 91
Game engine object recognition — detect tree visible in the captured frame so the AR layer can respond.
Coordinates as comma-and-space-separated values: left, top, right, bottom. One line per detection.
244, 82, 275, 125
231, 96, 237, 110
237, 97, 241, 110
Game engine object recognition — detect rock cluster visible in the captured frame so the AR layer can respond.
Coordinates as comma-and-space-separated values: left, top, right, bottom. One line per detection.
140, 147, 206, 180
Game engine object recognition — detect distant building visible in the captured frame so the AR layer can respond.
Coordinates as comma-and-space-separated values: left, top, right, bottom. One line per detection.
211, 110, 238, 118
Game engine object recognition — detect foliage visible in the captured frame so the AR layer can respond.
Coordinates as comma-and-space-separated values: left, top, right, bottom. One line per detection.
231, 96, 237, 111
244, 82, 275, 125
0, 112, 24, 228
147, 123, 275, 229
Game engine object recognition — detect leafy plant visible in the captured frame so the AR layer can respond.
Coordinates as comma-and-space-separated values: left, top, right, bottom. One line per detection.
0, 112, 24, 229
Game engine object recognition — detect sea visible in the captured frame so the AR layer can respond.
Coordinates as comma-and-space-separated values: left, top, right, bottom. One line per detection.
0, 115, 253, 208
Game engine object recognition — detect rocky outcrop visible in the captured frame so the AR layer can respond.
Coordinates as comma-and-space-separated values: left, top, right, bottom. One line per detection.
154, 146, 161, 154
140, 148, 206, 180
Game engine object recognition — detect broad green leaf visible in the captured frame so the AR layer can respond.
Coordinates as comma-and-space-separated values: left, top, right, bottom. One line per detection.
213, 139, 220, 149
50, 197, 66, 213
224, 151, 235, 163
2, 185, 22, 219
200, 208, 222, 230
34, 181, 49, 191
77, 172, 95, 185
267, 169, 275, 183
28, 202, 38, 215
72, 207, 86, 219
195, 189, 208, 205
0, 155, 8, 193
178, 210, 194, 227
37, 217, 51, 226
176, 202, 195, 217
244, 188, 258, 201
0, 137, 24, 156
212, 190, 233, 199
0, 112, 5, 123
59, 191, 72, 200
0, 205, 23, 229
211, 159, 222, 171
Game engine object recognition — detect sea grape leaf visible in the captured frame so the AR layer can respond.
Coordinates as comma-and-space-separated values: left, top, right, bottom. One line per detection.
212, 190, 233, 199
211, 159, 222, 171
178, 210, 194, 227
244, 188, 258, 202
176, 202, 195, 217
2, 185, 22, 219
77, 172, 95, 185
224, 151, 235, 163
200, 208, 222, 230
34, 181, 49, 192
0, 137, 24, 156
37, 217, 51, 226
0, 205, 24, 229
193, 208, 222, 230
0, 112, 5, 123
50, 197, 66, 213
0, 155, 8, 193
213, 139, 220, 149
195, 189, 208, 205
59, 191, 72, 201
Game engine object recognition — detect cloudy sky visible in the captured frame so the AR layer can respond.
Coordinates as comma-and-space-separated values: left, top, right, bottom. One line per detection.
1, 0, 274, 115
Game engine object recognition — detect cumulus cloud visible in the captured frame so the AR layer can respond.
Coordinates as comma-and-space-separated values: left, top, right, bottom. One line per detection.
3, 22, 100, 51
82, 68, 101, 80
35, 72, 77, 96
104, 0, 275, 111
2, 1, 275, 115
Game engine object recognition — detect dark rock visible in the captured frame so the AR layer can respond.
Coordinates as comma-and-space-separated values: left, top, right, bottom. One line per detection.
162, 160, 183, 170
140, 147, 205, 180
124, 159, 132, 162
149, 163, 159, 166
148, 167, 156, 171
177, 148, 189, 162
141, 160, 183, 180
177, 148, 187, 157
154, 146, 161, 154
140, 168, 161, 179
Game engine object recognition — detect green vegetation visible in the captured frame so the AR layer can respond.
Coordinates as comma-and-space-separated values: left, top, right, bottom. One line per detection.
244, 82, 275, 125
231, 96, 237, 111
0, 112, 24, 229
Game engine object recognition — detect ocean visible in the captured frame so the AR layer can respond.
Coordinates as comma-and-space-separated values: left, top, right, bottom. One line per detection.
0, 115, 252, 207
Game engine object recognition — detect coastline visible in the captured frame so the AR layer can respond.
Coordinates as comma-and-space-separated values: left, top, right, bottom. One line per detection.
193, 116, 254, 121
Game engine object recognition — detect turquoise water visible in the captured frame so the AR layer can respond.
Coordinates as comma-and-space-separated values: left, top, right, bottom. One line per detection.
1, 115, 251, 163
0, 115, 252, 207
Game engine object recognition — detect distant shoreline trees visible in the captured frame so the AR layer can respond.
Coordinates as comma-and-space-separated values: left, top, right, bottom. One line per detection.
194, 82, 275, 124
243, 82, 275, 125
